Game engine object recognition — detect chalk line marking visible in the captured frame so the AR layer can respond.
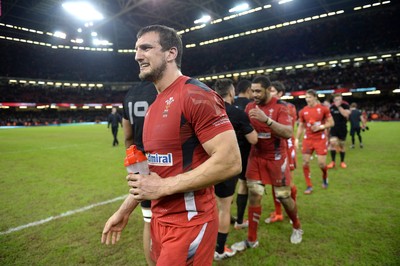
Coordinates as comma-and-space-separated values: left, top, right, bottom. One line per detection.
0, 195, 127, 235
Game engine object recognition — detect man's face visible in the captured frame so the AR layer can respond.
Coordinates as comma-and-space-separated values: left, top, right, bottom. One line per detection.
269, 86, 280, 98
333, 96, 342, 107
251, 83, 269, 105
305, 93, 317, 106
135, 31, 168, 82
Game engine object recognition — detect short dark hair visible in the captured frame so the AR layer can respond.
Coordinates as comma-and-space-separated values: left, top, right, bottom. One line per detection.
237, 79, 252, 94
137, 25, 183, 69
252, 75, 271, 89
306, 89, 317, 97
271, 81, 286, 94
350, 102, 357, 108
214, 79, 233, 98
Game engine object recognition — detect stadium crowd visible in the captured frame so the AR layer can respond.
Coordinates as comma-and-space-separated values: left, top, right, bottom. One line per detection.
1, 4, 399, 127
184, 6, 399, 77
0, 5, 398, 83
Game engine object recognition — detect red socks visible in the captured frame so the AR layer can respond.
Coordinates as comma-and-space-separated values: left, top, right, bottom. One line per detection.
247, 205, 262, 242
303, 165, 312, 187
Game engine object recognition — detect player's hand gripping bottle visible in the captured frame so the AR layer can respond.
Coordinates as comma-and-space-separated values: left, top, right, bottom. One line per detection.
124, 145, 150, 175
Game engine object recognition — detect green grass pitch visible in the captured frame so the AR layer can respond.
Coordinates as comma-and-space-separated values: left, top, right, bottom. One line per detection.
0, 122, 399, 265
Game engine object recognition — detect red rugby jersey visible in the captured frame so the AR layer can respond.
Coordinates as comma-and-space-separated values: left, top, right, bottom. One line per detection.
143, 75, 233, 227
298, 104, 331, 140
245, 97, 291, 160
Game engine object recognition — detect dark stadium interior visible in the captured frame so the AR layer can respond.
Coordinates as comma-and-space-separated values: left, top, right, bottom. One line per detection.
0, 0, 399, 126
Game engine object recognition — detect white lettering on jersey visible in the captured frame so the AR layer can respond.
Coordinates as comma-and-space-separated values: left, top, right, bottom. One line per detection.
147, 153, 173, 166
258, 132, 271, 139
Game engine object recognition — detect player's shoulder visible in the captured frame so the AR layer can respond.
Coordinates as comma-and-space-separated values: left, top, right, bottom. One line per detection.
229, 103, 246, 116
341, 101, 350, 109
184, 77, 212, 92
126, 81, 157, 96
318, 104, 329, 111
299, 105, 309, 112
276, 99, 288, 106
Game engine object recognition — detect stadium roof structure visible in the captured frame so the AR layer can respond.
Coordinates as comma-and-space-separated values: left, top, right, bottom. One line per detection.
0, 0, 371, 49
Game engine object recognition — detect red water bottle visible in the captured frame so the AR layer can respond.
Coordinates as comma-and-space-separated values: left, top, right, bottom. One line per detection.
124, 145, 150, 174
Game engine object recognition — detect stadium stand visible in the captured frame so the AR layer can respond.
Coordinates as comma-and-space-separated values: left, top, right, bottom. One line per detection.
0, 1, 399, 126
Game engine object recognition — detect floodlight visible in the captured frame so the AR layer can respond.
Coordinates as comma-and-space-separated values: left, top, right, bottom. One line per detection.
54, 31, 66, 39
229, 3, 249, 13
278, 0, 293, 4
62, 2, 104, 21
194, 15, 211, 24
93, 39, 112, 46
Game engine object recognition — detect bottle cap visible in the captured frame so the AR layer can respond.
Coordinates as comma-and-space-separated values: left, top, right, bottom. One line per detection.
124, 145, 147, 166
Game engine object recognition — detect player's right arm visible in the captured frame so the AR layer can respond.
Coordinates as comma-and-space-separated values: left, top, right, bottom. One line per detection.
101, 194, 139, 245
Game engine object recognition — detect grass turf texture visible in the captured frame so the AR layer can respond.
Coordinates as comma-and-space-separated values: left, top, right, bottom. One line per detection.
0, 122, 399, 265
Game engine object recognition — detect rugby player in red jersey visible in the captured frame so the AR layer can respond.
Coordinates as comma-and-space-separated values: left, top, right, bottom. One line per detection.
295, 89, 334, 194
232, 76, 303, 252
108, 25, 241, 265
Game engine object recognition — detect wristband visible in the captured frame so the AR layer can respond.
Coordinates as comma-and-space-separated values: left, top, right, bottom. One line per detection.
319, 125, 325, 130
266, 118, 273, 127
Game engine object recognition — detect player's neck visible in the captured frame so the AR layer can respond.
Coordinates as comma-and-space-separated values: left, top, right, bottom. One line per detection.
224, 97, 233, 105
154, 68, 182, 93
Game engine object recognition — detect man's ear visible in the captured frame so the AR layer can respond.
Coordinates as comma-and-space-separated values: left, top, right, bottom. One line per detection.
166, 47, 178, 63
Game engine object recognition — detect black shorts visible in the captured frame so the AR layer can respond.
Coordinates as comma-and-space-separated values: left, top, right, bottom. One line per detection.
330, 127, 347, 141
239, 145, 251, 181
140, 200, 151, 208
350, 126, 361, 136
214, 176, 237, 198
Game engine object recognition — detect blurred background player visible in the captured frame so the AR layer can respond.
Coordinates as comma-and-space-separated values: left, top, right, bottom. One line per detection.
327, 94, 350, 169
295, 89, 334, 194
107, 107, 123, 146
232, 76, 303, 252
233, 79, 255, 230
234, 79, 253, 110
265, 81, 298, 224
213, 79, 257, 261
349, 102, 367, 148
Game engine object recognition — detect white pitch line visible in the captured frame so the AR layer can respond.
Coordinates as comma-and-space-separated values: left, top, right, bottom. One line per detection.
0, 195, 127, 235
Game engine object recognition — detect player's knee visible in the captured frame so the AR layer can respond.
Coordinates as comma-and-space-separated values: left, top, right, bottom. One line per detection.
339, 140, 346, 148
274, 185, 291, 200
247, 180, 265, 196
330, 137, 339, 147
